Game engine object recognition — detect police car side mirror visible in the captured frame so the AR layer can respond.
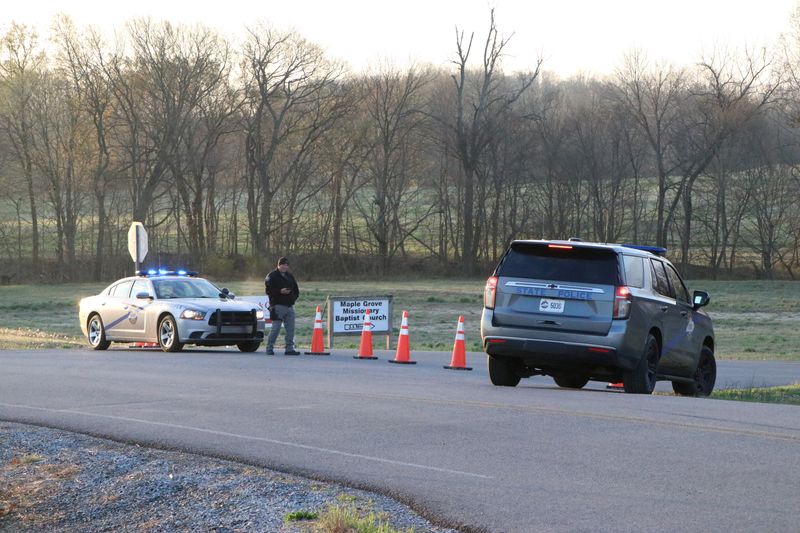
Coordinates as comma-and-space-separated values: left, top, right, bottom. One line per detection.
136, 292, 153, 300
692, 290, 710, 310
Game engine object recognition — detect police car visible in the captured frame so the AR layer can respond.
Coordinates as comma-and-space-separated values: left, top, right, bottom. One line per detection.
481, 240, 716, 395
78, 270, 265, 352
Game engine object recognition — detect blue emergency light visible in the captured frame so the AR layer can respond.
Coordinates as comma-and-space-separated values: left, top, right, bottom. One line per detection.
137, 267, 197, 277
621, 244, 667, 256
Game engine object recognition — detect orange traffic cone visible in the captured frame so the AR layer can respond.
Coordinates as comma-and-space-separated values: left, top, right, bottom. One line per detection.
305, 306, 330, 355
389, 310, 416, 365
444, 315, 472, 370
607, 382, 624, 390
354, 309, 378, 360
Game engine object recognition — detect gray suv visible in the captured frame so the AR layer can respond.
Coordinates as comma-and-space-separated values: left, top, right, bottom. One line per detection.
481, 239, 715, 395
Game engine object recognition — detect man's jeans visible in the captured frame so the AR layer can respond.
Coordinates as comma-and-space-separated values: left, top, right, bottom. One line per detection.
267, 305, 295, 351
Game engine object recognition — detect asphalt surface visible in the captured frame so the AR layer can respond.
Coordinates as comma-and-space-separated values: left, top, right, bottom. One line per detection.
2, 348, 799, 532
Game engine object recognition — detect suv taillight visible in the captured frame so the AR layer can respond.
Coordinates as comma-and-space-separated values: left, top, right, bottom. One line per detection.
613, 286, 632, 319
484, 276, 498, 309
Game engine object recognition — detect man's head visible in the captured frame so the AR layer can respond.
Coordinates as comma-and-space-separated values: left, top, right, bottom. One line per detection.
277, 256, 290, 272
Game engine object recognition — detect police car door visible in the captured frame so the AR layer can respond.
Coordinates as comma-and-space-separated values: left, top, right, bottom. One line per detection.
103, 280, 134, 340
649, 260, 690, 375
664, 263, 697, 374
123, 278, 152, 340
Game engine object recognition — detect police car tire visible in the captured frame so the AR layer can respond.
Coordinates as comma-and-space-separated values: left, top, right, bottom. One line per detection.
87, 314, 111, 351
673, 346, 716, 397
237, 341, 261, 352
623, 334, 659, 394
488, 355, 521, 387
158, 315, 184, 353
553, 374, 590, 389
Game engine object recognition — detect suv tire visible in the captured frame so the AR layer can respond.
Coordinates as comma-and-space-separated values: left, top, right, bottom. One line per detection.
488, 355, 521, 387
553, 375, 590, 389
673, 346, 716, 397
623, 334, 659, 394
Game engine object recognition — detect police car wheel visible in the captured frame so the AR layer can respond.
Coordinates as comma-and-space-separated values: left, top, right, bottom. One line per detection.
553, 374, 590, 389
237, 341, 261, 352
487, 355, 521, 387
623, 334, 659, 394
87, 314, 111, 351
674, 346, 716, 396
158, 315, 184, 353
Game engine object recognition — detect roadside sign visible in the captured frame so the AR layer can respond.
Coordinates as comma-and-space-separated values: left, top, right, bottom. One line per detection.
326, 295, 393, 349
127, 222, 148, 270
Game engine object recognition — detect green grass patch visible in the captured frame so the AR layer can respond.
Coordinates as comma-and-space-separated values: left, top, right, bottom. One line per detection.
315, 504, 413, 533
17, 454, 45, 465
711, 384, 800, 405
283, 510, 319, 522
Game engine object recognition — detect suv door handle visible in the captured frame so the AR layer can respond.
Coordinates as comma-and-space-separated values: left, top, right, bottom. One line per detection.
680, 311, 688, 317
660, 306, 669, 312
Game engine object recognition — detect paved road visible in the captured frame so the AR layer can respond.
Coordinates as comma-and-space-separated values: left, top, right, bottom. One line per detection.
2, 349, 799, 532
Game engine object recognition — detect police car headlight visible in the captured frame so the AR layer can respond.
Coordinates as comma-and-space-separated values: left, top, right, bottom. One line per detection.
180, 309, 207, 320
256, 310, 265, 320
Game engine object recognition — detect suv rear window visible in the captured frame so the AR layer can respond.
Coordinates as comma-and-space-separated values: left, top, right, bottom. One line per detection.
497, 243, 620, 285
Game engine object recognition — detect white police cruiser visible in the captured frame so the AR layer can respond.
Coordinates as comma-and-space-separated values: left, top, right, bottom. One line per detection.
78, 270, 265, 352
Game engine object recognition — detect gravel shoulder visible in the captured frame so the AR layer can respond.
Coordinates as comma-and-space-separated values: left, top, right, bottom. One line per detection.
0, 421, 457, 532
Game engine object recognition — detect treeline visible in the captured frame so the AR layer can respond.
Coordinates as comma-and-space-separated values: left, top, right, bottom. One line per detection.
1, 11, 800, 282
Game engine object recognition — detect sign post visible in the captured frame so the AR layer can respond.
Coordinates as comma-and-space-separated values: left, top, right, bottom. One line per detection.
127, 222, 148, 273
326, 295, 393, 350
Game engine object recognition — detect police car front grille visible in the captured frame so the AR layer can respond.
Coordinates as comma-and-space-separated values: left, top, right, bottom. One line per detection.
208, 310, 255, 326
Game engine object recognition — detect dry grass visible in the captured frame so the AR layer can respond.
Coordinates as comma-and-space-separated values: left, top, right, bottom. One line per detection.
0, 454, 81, 524
313, 504, 414, 533
0, 328, 84, 350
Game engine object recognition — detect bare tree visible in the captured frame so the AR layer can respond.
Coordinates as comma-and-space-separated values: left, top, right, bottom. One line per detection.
0, 23, 45, 273
448, 9, 542, 272
615, 52, 686, 247
54, 18, 117, 280
241, 25, 345, 256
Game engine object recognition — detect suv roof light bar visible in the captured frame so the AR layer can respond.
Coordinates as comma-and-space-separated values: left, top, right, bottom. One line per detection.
621, 244, 667, 256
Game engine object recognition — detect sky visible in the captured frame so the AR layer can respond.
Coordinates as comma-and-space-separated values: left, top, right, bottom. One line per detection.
2, 0, 798, 77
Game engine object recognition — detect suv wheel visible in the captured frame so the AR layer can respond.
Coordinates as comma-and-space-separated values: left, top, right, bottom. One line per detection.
553, 375, 590, 389
488, 355, 521, 387
673, 346, 716, 397
623, 334, 659, 394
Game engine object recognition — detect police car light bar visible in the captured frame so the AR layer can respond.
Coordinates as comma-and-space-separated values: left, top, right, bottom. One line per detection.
621, 244, 667, 256
136, 268, 198, 277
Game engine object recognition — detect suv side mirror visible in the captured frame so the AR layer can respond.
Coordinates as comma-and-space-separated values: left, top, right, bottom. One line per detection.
692, 290, 710, 309
135, 292, 153, 300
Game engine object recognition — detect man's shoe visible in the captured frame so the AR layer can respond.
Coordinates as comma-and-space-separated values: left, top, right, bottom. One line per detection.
265, 349, 275, 355
284, 349, 300, 356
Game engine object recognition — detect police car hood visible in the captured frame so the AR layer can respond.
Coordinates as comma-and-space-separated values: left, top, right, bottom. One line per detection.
170, 298, 259, 312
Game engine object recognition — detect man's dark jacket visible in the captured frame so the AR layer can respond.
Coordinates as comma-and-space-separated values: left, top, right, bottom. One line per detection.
264, 270, 300, 307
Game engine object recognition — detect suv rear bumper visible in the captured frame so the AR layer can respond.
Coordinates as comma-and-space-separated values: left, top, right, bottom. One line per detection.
484, 336, 625, 370
481, 309, 644, 373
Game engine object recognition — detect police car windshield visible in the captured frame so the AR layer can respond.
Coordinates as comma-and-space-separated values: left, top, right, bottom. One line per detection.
152, 278, 221, 299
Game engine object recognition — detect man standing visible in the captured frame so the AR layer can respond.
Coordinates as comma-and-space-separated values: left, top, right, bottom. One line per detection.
264, 257, 300, 355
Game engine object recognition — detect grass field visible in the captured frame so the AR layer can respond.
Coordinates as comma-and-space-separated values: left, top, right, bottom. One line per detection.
0, 279, 798, 361
711, 384, 800, 405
